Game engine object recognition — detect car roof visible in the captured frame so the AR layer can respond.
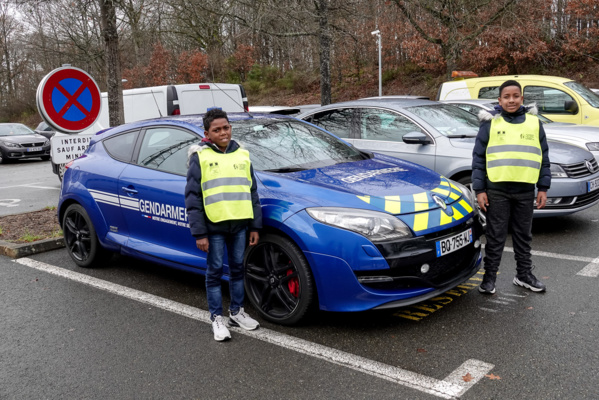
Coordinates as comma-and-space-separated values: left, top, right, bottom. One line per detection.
300, 98, 440, 115
453, 75, 573, 84
95, 112, 297, 140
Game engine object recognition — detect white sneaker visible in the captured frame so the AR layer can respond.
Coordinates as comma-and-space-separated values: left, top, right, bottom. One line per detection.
228, 307, 260, 330
211, 315, 231, 341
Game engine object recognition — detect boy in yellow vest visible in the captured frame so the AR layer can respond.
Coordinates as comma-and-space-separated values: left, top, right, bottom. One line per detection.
472, 80, 551, 294
185, 109, 262, 341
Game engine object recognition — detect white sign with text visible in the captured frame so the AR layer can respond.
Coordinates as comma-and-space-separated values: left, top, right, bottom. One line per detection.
51, 134, 94, 164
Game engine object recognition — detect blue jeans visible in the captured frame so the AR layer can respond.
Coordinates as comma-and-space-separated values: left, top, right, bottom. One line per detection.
205, 229, 247, 319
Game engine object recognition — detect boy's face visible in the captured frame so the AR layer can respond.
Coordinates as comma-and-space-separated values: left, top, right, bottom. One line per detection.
498, 85, 523, 113
205, 117, 231, 150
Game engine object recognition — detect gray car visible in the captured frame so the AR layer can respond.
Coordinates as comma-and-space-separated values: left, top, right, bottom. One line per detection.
0, 123, 51, 164
441, 99, 599, 163
299, 98, 599, 217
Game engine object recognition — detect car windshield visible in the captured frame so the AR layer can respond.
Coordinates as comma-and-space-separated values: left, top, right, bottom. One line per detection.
0, 124, 35, 137
232, 118, 365, 171
405, 104, 479, 137
564, 81, 599, 108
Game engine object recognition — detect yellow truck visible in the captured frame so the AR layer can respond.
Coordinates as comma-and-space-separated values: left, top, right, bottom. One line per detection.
437, 73, 599, 126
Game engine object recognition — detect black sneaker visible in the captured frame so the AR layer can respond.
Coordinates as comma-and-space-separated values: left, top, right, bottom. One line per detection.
478, 273, 496, 294
513, 272, 546, 292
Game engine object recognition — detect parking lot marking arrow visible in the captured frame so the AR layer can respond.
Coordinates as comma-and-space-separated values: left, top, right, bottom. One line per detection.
577, 258, 599, 277
14, 257, 494, 399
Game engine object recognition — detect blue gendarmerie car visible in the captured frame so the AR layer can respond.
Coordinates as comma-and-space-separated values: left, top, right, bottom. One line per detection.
58, 114, 483, 325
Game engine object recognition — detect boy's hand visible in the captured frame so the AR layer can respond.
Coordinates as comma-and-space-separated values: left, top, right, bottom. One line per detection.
476, 192, 489, 212
196, 238, 209, 253
249, 231, 259, 246
536, 191, 547, 209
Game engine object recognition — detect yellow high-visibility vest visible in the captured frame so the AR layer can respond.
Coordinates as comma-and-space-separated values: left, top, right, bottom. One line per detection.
486, 115, 542, 184
198, 147, 254, 223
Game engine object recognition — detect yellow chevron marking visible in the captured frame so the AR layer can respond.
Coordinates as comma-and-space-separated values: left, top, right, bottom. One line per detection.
440, 208, 453, 225
459, 199, 473, 213
357, 195, 371, 204
452, 208, 464, 221
384, 196, 401, 214
413, 193, 429, 210
414, 212, 429, 232
431, 188, 451, 197
413, 192, 429, 231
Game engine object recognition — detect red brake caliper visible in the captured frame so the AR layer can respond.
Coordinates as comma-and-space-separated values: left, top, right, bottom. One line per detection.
286, 263, 299, 298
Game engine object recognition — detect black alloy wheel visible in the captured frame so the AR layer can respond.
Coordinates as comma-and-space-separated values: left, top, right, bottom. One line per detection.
244, 234, 315, 325
63, 204, 110, 268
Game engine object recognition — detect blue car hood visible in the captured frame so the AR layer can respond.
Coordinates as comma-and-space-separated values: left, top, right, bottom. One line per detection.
259, 155, 473, 235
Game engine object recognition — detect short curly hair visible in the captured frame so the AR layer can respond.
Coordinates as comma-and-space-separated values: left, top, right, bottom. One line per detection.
499, 80, 522, 96
203, 108, 229, 131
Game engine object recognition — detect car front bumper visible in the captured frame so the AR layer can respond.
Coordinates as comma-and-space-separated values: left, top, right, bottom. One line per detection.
537, 170, 599, 217
282, 211, 483, 312
0, 145, 51, 160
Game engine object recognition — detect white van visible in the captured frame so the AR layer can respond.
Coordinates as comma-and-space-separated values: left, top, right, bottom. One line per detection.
51, 83, 248, 180
97, 83, 248, 127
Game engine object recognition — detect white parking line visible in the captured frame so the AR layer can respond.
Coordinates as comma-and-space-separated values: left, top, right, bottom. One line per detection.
13, 258, 494, 399
576, 258, 599, 277
501, 246, 596, 263
22, 185, 61, 190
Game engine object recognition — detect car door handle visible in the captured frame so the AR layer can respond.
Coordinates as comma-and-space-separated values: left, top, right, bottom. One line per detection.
121, 186, 138, 196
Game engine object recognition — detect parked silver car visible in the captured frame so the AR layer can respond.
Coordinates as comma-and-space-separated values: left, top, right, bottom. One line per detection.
441, 99, 599, 163
0, 123, 51, 164
299, 98, 599, 217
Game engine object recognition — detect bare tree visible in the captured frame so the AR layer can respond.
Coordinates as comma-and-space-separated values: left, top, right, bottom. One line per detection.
99, 0, 124, 126
391, 0, 522, 78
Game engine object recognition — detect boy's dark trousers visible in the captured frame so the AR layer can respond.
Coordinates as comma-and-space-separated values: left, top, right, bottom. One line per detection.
483, 189, 536, 278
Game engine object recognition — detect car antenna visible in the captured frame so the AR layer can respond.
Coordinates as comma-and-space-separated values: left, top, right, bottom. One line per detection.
151, 90, 163, 118
211, 82, 253, 118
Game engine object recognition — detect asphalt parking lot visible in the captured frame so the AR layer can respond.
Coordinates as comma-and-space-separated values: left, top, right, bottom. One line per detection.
1, 161, 598, 399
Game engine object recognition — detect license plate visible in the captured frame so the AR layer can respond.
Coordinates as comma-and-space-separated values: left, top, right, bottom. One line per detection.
27, 147, 42, 152
436, 228, 473, 257
588, 177, 599, 193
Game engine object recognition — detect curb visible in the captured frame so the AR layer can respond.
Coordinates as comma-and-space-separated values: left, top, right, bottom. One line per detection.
0, 237, 65, 259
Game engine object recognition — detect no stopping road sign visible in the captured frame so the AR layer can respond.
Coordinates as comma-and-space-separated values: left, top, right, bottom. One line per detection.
36, 66, 102, 134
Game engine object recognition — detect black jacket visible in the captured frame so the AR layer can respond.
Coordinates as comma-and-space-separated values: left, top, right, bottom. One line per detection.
185, 139, 262, 239
472, 105, 551, 195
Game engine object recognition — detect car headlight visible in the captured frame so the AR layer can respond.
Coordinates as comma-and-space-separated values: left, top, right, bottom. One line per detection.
450, 180, 476, 212
586, 142, 599, 151
550, 163, 568, 178
306, 207, 413, 241
43, 140, 50, 146
1, 141, 21, 148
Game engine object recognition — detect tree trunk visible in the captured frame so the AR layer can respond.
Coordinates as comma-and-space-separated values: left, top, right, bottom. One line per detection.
318, 0, 332, 106
100, 0, 124, 127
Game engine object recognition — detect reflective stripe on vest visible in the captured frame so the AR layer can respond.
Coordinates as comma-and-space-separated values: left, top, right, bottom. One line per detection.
486, 115, 542, 184
198, 147, 254, 223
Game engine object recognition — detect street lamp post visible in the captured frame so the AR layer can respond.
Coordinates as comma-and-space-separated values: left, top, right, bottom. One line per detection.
371, 30, 382, 97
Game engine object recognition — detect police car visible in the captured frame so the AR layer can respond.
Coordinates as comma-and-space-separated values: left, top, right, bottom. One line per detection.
58, 114, 482, 325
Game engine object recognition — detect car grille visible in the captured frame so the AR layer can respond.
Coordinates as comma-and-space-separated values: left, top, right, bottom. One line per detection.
355, 218, 483, 290
562, 158, 599, 178
21, 142, 46, 147
546, 189, 599, 209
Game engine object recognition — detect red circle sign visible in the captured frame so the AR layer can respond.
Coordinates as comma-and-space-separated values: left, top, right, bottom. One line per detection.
36, 66, 102, 133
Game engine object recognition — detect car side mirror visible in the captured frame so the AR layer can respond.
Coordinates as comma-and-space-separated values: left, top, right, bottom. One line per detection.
564, 100, 579, 114
403, 131, 433, 145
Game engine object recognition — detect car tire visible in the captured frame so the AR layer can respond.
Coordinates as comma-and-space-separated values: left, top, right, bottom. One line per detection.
244, 233, 315, 325
0, 152, 7, 164
41, 156, 50, 161
457, 175, 487, 228
58, 163, 66, 181
62, 204, 111, 268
